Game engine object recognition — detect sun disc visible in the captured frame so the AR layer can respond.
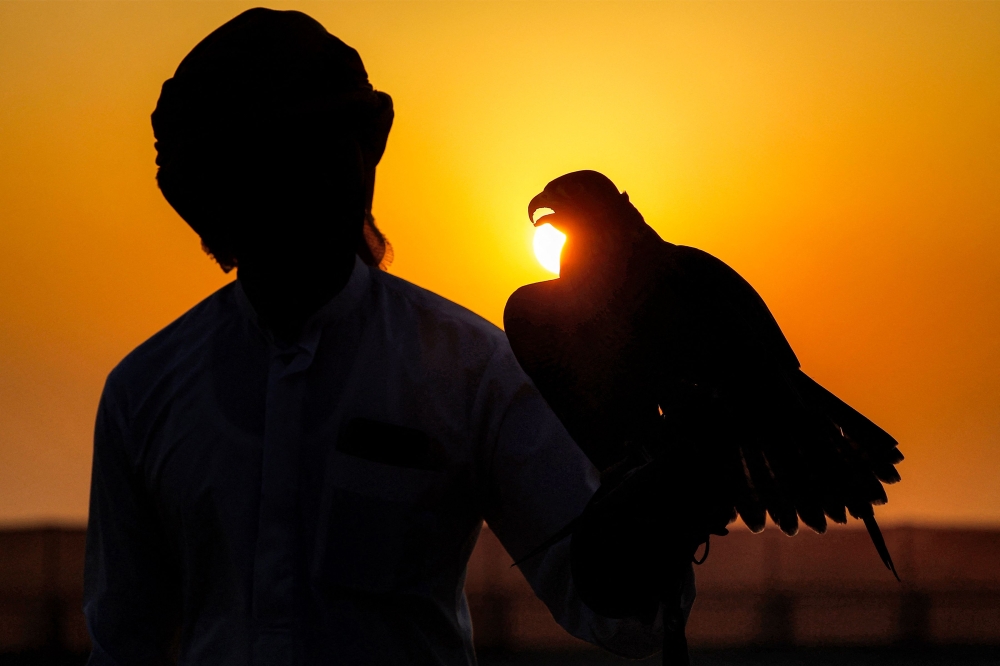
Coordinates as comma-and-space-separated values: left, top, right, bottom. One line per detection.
533, 223, 566, 275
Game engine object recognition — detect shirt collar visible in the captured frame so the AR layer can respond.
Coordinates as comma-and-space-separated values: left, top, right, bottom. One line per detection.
233, 255, 372, 353
306, 254, 372, 325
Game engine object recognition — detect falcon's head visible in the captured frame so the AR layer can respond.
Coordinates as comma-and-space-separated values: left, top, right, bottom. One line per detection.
527, 170, 645, 276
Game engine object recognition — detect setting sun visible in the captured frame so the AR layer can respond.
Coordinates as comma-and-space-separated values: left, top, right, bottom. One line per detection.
0, 1, 999, 527
532, 223, 566, 275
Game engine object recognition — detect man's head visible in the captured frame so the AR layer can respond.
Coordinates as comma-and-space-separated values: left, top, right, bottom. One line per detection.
152, 8, 393, 277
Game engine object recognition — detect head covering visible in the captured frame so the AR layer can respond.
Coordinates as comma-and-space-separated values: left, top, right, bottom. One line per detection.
152, 8, 394, 269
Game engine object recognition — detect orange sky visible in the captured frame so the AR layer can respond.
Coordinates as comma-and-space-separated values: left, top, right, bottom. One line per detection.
1, 1, 998, 527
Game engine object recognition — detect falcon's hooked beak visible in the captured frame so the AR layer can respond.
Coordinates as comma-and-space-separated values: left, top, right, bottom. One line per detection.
526, 170, 629, 232
528, 191, 557, 228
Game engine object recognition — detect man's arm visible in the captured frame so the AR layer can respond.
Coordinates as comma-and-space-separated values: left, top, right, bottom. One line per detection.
84, 380, 181, 665
475, 342, 683, 658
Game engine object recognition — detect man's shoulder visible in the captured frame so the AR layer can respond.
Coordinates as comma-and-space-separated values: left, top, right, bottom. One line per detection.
369, 269, 533, 420
106, 282, 239, 396
371, 269, 506, 347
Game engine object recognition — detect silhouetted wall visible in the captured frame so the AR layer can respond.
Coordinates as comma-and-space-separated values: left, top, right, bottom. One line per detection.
0, 529, 88, 653
467, 526, 1000, 650
1, 526, 998, 654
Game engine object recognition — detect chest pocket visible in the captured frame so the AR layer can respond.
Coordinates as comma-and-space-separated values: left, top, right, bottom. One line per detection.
337, 418, 447, 471
313, 420, 448, 595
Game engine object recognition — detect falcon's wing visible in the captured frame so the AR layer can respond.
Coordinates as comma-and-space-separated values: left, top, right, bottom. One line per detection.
660, 246, 902, 550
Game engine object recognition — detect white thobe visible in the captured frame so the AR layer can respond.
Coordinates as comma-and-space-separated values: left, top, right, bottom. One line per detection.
84, 256, 665, 665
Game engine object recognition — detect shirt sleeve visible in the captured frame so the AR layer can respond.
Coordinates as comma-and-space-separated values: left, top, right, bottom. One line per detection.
475, 341, 679, 659
84, 378, 181, 666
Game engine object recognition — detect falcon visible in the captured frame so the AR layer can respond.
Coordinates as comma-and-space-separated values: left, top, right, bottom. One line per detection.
504, 170, 902, 662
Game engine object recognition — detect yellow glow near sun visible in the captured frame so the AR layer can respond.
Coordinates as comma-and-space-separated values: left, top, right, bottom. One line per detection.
533, 223, 566, 275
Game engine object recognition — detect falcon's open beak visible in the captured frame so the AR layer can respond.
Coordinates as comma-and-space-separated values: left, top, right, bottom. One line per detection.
528, 192, 557, 227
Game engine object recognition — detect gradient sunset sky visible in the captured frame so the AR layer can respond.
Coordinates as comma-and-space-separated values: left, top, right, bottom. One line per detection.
1, 1, 997, 527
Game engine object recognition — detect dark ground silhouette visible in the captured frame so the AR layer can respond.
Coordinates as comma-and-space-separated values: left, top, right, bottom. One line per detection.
4, 647, 1000, 666
480, 647, 1000, 666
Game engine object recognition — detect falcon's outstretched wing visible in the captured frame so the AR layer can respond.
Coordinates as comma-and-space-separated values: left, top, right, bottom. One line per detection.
653, 246, 902, 574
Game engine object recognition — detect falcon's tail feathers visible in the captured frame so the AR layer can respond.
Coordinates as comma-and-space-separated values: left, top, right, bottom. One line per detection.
861, 512, 899, 581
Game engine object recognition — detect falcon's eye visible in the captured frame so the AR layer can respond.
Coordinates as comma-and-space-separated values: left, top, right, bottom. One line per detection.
533, 223, 566, 275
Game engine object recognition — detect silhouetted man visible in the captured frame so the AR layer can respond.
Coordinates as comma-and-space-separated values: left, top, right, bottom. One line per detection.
83, 9, 671, 665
